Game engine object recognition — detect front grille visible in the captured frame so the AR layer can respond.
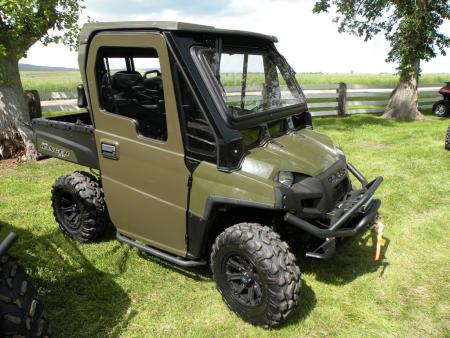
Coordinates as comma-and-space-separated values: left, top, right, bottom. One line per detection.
333, 177, 349, 202
327, 167, 347, 184
288, 159, 351, 217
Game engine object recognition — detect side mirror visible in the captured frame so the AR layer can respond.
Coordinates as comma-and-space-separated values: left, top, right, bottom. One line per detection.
77, 84, 87, 108
304, 110, 313, 130
292, 111, 313, 130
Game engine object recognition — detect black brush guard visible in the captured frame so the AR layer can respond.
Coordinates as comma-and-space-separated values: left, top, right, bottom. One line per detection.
0, 232, 18, 257
284, 164, 383, 259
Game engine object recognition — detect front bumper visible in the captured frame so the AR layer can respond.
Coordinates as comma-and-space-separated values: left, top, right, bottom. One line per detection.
284, 164, 383, 258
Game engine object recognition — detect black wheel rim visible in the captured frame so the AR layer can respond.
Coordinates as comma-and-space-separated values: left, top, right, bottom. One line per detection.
60, 193, 81, 230
224, 254, 264, 307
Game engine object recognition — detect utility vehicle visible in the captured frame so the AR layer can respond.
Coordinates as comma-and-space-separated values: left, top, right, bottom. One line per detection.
33, 21, 383, 327
0, 232, 50, 337
432, 82, 450, 117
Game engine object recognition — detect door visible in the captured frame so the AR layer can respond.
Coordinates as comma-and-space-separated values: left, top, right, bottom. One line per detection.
85, 32, 190, 257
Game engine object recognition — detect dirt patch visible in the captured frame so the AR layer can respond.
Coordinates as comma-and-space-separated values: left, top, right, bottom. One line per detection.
0, 158, 20, 174
358, 142, 390, 149
36, 157, 54, 164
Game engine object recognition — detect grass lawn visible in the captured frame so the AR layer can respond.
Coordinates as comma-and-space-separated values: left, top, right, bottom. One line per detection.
21, 70, 450, 93
0, 113, 449, 337
21, 71, 82, 93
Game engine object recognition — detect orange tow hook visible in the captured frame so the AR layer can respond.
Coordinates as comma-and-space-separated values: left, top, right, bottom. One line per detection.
374, 221, 385, 261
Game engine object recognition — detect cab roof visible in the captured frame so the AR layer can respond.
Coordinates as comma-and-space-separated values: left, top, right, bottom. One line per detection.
80, 21, 278, 44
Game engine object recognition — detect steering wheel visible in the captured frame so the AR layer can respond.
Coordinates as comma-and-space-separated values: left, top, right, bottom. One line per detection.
143, 69, 161, 78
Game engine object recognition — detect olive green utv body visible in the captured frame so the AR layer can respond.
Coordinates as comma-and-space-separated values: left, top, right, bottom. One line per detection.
33, 21, 383, 327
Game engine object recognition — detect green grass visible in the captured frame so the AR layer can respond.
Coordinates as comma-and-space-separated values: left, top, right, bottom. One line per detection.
21, 71, 82, 93
21, 71, 450, 93
1, 113, 449, 337
42, 110, 81, 118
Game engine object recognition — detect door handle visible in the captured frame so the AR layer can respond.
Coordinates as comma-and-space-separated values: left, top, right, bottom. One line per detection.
101, 142, 119, 160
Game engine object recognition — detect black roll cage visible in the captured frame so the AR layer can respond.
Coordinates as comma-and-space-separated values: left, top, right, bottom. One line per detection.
165, 32, 245, 171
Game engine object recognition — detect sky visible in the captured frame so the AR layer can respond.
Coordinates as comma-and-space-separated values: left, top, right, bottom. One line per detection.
20, 0, 450, 74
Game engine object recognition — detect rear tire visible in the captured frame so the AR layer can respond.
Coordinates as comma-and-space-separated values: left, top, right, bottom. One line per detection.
211, 223, 301, 328
0, 255, 50, 337
51, 171, 107, 242
445, 126, 450, 150
432, 100, 448, 117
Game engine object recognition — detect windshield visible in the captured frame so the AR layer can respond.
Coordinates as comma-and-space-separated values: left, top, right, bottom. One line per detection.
198, 47, 306, 120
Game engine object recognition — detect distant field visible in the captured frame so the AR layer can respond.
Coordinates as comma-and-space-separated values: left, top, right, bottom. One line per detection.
296, 73, 449, 86
21, 71, 82, 93
21, 70, 450, 94
224, 73, 450, 87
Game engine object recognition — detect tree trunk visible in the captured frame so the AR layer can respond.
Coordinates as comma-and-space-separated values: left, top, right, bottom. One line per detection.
0, 53, 36, 160
382, 60, 424, 120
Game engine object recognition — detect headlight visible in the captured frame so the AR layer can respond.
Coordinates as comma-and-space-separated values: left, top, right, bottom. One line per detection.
277, 171, 294, 187
335, 146, 345, 157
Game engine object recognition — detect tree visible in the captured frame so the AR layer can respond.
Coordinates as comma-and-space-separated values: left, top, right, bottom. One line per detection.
0, 0, 83, 159
313, 0, 449, 120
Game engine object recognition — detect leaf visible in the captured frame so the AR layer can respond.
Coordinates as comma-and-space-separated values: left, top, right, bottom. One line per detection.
0, 45, 7, 57
0, 0, 86, 58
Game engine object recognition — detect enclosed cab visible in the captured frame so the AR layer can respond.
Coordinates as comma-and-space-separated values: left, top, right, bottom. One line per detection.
32, 22, 383, 328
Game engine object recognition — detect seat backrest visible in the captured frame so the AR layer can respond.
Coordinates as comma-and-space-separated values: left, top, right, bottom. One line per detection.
100, 73, 118, 113
112, 71, 143, 93
143, 76, 163, 94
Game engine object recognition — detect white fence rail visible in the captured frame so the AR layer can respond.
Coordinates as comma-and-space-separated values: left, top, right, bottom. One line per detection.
40, 83, 442, 116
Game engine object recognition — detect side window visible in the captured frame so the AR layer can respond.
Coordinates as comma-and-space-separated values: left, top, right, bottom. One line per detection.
106, 58, 127, 74
177, 71, 216, 156
96, 47, 167, 141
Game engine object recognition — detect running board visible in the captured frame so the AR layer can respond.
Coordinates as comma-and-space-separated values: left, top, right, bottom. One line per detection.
116, 232, 207, 267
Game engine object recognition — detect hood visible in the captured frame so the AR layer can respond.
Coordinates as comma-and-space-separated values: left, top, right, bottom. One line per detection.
241, 128, 340, 180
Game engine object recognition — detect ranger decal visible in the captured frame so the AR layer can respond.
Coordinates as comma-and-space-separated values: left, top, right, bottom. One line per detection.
40, 142, 70, 158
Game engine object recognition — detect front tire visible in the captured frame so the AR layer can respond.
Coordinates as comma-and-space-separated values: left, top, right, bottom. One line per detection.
432, 100, 448, 117
211, 223, 301, 328
51, 171, 108, 242
0, 255, 50, 337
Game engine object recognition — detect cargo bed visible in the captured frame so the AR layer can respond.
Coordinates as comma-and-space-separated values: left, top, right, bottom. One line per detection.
32, 112, 99, 169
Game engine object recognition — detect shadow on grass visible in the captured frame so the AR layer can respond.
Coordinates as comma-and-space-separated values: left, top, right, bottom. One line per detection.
0, 217, 389, 333
137, 250, 212, 281
132, 229, 391, 327
315, 114, 396, 131
314, 113, 439, 132
0, 220, 132, 338
295, 229, 391, 285
137, 243, 317, 327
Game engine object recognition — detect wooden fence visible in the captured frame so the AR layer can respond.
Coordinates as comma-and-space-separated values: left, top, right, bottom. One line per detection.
302, 83, 440, 116
40, 83, 442, 116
